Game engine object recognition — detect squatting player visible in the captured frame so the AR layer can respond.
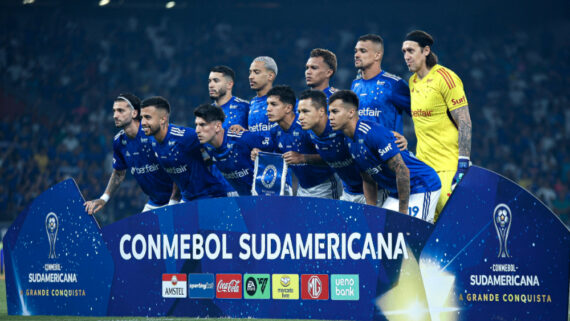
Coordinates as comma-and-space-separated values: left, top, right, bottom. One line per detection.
194, 104, 271, 195
256, 85, 342, 198
297, 89, 373, 203
140, 96, 232, 202
328, 90, 441, 223
208, 65, 249, 130
351, 34, 411, 134
84, 93, 178, 215
305, 48, 337, 99
402, 30, 472, 217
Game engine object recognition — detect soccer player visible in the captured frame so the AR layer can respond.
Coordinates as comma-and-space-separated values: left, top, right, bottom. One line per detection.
140, 96, 231, 202
241, 56, 279, 139
208, 65, 249, 130
351, 34, 411, 134
305, 48, 337, 99
254, 85, 341, 198
328, 90, 441, 223
84, 93, 178, 215
402, 30, 472, 216
297, 89, 373, 204
194, 104, 271, 196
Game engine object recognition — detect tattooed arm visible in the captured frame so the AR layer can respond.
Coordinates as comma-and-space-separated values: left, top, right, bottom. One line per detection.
83, 169, 126, 215
449, 105, 472, 158
386, 154, 410, 214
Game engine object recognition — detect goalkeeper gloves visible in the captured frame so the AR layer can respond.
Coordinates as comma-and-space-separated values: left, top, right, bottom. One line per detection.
451, 157, 471, 190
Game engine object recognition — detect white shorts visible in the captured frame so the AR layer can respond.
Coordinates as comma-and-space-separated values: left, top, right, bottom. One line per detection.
297, 175, 342, 199
381, 189, 441, 223
340, 190, 366, 204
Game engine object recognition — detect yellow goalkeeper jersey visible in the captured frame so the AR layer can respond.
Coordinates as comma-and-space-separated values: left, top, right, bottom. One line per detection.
409, 64, 468, 171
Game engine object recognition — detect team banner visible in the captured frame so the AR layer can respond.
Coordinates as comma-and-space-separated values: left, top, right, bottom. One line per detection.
252, 151, 290, 196
3, 166, 570, 320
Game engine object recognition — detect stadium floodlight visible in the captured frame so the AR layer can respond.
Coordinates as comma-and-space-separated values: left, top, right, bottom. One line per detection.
166, 1, 175, 9
99, 0, 110, 6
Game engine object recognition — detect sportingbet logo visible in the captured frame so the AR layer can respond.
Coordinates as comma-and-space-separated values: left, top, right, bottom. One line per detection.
358, 107, 381, 117
331, 274, 359, 300
188, 273, 215, 299
162, 274, 187, 298
452, 96, 466, 106
301, 274, 329, 300
216, 274, 242, 299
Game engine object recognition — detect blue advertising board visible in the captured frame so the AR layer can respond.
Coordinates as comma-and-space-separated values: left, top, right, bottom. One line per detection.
3, 166, 569, 320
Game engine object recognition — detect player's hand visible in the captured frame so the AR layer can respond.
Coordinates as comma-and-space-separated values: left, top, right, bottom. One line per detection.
229, 124, 246, 134
392, 131, 408, 151
83, 199, 106, 215
283, 151, 305, 164
451, 157, 471, 191
251, 148, 261, 161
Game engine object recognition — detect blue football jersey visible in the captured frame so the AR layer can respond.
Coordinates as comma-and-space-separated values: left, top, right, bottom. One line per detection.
248, 95, 277, 139
216, 96, 249, 130
347, 120, 441, 197
309, 122, 363, 194
351, 71, 411, 134
113, 125, 174, 206
204, 130, 270, 196
323, 86, 336, 100
149, 124, 229, 201
271, 116, 335, 189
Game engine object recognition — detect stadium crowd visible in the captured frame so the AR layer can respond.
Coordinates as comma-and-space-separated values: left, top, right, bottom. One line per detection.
1, 10, 569, 227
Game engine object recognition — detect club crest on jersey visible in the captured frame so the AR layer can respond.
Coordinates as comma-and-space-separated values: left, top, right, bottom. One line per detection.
140, 138, 148, 143
377, 80, 385, 85
168, 141, 175, 146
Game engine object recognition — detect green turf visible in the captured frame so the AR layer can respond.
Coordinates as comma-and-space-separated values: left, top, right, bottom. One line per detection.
0, 278, 318, 321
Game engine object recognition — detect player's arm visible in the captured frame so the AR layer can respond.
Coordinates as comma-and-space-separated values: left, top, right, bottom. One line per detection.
282, 152, 326, 165
84, 169, 126, 215
386, 154, 410, 214
229, 124, 247, 133
392, 79, 411, 115
360, 172, 378, 206
449, 105, 472, 186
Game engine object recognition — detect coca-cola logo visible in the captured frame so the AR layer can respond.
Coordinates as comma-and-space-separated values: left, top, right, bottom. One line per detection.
217, 280, 240, 293
216, 274, 242, 299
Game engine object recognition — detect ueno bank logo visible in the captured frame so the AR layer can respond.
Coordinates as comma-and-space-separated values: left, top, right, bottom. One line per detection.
216, 274, 242, 299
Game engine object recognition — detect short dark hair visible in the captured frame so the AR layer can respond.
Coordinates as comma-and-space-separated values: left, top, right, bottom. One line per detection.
405, 30, 438, 68
298, 89, 327, 111
329, 90, 359, 110
309, 48, 337, 77
115, 93, 141, 120
267, 85, 296, 107
358, 34, 384, 48
141, 96, 170, 113
210, 65, 235, 82
193, 103, 226, 123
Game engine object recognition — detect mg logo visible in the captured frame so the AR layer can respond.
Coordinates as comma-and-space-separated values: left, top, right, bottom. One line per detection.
307, 275, 322, 298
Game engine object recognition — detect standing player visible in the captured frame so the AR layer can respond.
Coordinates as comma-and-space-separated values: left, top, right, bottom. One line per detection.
208, 65, 249, 130
260, 85, 341, 199
242, 56, 279, 139
328, 90, 441, 223
194, 104, 271, 196
297, 89, 373, 203
305, 48, 337, 99
140, 96, 230, 202
84, 93, 178, 215
402, 30, 472, 217
351, 34, 411, 134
